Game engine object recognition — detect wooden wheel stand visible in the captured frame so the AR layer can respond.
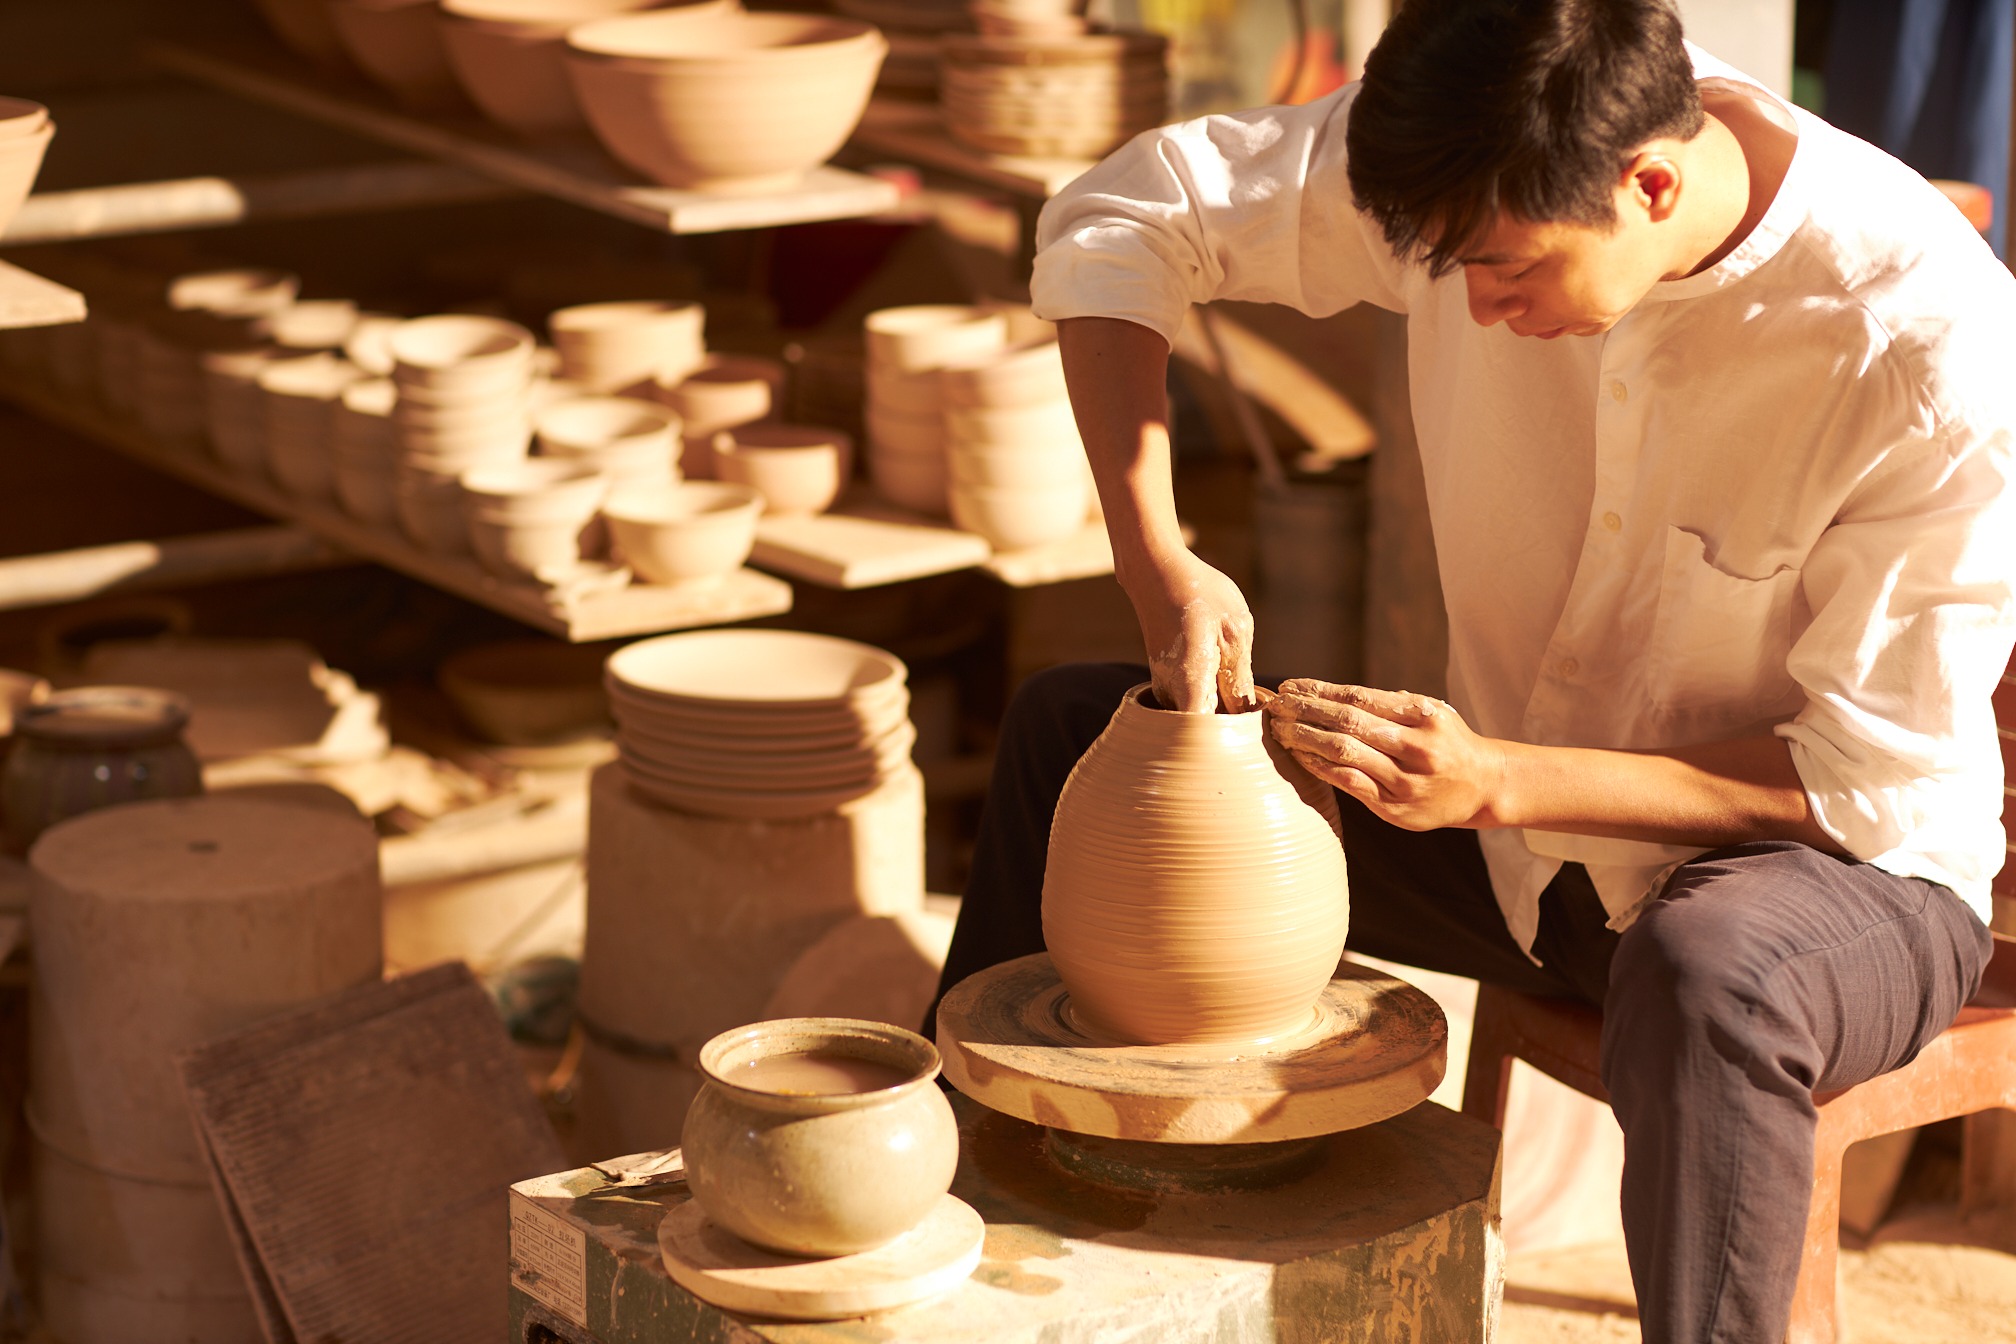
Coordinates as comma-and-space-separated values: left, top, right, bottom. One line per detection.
510, 954, 1505, 1343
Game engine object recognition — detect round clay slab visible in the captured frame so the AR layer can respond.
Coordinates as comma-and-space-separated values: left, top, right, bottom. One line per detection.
659, 1193, 984, 1320
937, 953, 1446, 1144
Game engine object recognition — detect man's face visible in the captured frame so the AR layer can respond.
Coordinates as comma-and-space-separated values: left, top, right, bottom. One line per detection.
1457, 210, 1667, 340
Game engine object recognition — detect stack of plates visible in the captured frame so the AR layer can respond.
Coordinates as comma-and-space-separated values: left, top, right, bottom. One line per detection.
606, 629, 916, 819
939, 31, 1168, 159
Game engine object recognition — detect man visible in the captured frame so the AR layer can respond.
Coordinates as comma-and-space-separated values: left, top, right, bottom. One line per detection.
932, 0, 2015, 1339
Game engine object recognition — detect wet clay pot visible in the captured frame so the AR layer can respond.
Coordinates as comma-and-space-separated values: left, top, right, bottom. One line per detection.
1041, 683, 1349, 1045
682, 1018, 957, 1257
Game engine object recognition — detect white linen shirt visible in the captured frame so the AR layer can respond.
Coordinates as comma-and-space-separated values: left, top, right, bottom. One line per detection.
1030, 51, 2016, 946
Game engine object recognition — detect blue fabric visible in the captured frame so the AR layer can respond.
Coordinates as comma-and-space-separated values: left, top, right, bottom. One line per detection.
1826, 0, 2014, 256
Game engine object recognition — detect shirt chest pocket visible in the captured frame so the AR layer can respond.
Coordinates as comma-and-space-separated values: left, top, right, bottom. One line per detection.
1648, 526, 1805, 717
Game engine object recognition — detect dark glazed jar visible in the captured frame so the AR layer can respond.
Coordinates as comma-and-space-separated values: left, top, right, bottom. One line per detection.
2, 686, 203, 853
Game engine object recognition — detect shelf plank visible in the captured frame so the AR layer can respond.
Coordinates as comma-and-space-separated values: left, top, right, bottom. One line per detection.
748, 492, 1116, 590
0, 377, 793, 642
853, 101, 1097, 200
0, 261, 86, 331
147, 39, 902, 235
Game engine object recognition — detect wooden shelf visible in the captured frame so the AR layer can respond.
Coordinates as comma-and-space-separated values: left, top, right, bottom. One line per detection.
147, 39, 903, 235
0, 261, 86, 331
853, 101, 1098, 201
750, 493, 1119, 590
0, 378, 794, 643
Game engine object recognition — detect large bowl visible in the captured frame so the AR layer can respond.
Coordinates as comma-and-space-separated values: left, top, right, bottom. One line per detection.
602, 480, 761, 585
328, 0, 467, 109
438, 0, 730, 135
564, 10, 888, 193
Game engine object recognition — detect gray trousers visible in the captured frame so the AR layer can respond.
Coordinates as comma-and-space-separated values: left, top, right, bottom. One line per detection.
932, 662, 1994, 1343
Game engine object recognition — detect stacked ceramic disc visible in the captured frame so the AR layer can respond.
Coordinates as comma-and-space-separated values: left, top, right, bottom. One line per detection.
862, 304, 1008, 516
606, 630, 917, 819
938, 31, 1168, 158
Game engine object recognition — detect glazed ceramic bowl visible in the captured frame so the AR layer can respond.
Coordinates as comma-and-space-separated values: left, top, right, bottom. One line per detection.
949, 477, 1089, 551
564, 10, 887, 192
601, 480, 761, 585
438, 0, 728, 135
713, 424, 852, 516
549, 298, 706, 392
0, 116, 53, 236
439, 639, 611, 745
389, 314, 537, 397
328, 0, 466, 109
863, 305, 1008, 373
684, 1018, 957, 1256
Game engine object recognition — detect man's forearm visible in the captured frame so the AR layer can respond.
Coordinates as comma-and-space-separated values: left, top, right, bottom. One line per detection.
1056, 316, 1187, 589
1480, 733, 1844, 853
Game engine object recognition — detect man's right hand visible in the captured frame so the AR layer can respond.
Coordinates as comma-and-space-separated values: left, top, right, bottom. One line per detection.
1123, 549, 1256, 714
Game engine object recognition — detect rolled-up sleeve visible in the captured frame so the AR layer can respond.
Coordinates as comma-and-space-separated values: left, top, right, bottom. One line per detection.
1777, 410, 2016, 912
1029, 86, 1409, 344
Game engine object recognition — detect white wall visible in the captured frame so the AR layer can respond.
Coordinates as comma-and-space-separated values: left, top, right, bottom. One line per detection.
1676, 0, 1796, 96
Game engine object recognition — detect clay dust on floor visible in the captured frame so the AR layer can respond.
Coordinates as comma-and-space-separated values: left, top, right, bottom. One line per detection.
1501, 1206, 2016, 1344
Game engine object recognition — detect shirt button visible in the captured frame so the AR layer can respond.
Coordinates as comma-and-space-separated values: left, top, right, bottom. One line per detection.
1560, 658, 1580, 677
1610, 380, 1628, 403
1601, 511, 1622, 532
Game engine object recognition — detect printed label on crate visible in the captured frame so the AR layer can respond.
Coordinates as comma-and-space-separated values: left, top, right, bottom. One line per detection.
510, 1190, 589, 1326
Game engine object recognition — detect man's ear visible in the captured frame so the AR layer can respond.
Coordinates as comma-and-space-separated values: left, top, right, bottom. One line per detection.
1618, 150, 1682, 223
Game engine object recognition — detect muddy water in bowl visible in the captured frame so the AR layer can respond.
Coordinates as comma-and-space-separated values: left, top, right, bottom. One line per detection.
729, 1050, 913, 1095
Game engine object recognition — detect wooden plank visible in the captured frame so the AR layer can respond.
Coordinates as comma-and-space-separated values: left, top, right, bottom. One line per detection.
181, 962, 568, 1344
0, 525, 352, 612
751, 498, 992, 588
984, 517, 1119, 586
0, 260, 86, 330
148, 39, 902, 235
0, 376, 794, 641
854, 101, 1096, 199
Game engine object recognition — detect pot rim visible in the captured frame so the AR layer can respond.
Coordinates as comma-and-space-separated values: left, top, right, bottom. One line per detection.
697, 1016, 942, 1110
16, 686, 192, 748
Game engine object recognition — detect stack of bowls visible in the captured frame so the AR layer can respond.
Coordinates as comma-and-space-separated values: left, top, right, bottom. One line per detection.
437, 0, 725, 136
602, 480, 762, 586
656, 354, 783, 478
342, 312, 403, 376
0, 98, 53, 237
143, 268, 299, 452
938, 31, 1168, 158
460, 457, 611, 583
260, 298, 361, 355
331, 378, 400, 524
549, 299, 706, 394
258, 353, 366, 499
604, 629, 917, 819
940, 337, 1092, 549
862, 305, 1007, 515
564, 9, 888, 192
714, 424, 852, 517
389, 315, 537, 552
535, 395, 682, 486
327, 0, 465, 110
967, 0, 1089, 38
202, 345, 283, 472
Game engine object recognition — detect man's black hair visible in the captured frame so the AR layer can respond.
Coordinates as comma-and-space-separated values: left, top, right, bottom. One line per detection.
1345, 0, 1705, 276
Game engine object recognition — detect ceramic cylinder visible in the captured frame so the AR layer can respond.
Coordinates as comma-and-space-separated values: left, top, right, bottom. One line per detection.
1041, 683, 1350, 1044
682, 1018, 957, 1256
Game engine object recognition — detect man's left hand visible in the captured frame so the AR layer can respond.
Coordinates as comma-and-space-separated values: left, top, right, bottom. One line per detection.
1264, 679, 1509, 831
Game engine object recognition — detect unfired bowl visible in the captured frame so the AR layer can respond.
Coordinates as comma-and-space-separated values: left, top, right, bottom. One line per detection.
683, 1018, 957, 1256
949, 477, 1088, 551
328, 0, 466, 109
863, 305, 1008, 372
534, 395, 681, 485
602, 480, 761, 585
866, 443, 949, 516
549, 298, 707, 392
564, 10, 888, 193
394, 463, 473, 553
948, 438, 1086, 489
438, 0, 727, 135
658, 354, 783, 475
714, 424, 852, 516
389, 314, 537, 396
0, 119, 53, 237
438, 638, 611, 744
938, 338, 1068, 408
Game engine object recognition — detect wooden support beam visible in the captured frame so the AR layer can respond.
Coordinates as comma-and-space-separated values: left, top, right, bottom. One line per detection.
0, 525, 355, 612
2, 162, 521, 245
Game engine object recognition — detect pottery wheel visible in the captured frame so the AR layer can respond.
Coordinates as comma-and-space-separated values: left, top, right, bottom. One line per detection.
937, 954, 1446, 1144
659, 1193, 984, 1321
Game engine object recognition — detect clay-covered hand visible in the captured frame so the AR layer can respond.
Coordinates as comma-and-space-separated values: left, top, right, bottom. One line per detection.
1121, 551, 1256, 714
1263, 679, 1508, 830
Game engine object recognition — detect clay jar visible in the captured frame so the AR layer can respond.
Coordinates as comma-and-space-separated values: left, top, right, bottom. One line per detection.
1041, 683, 1350, 1045
2, 687, 203, 853
682, 1018, 957, 1257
